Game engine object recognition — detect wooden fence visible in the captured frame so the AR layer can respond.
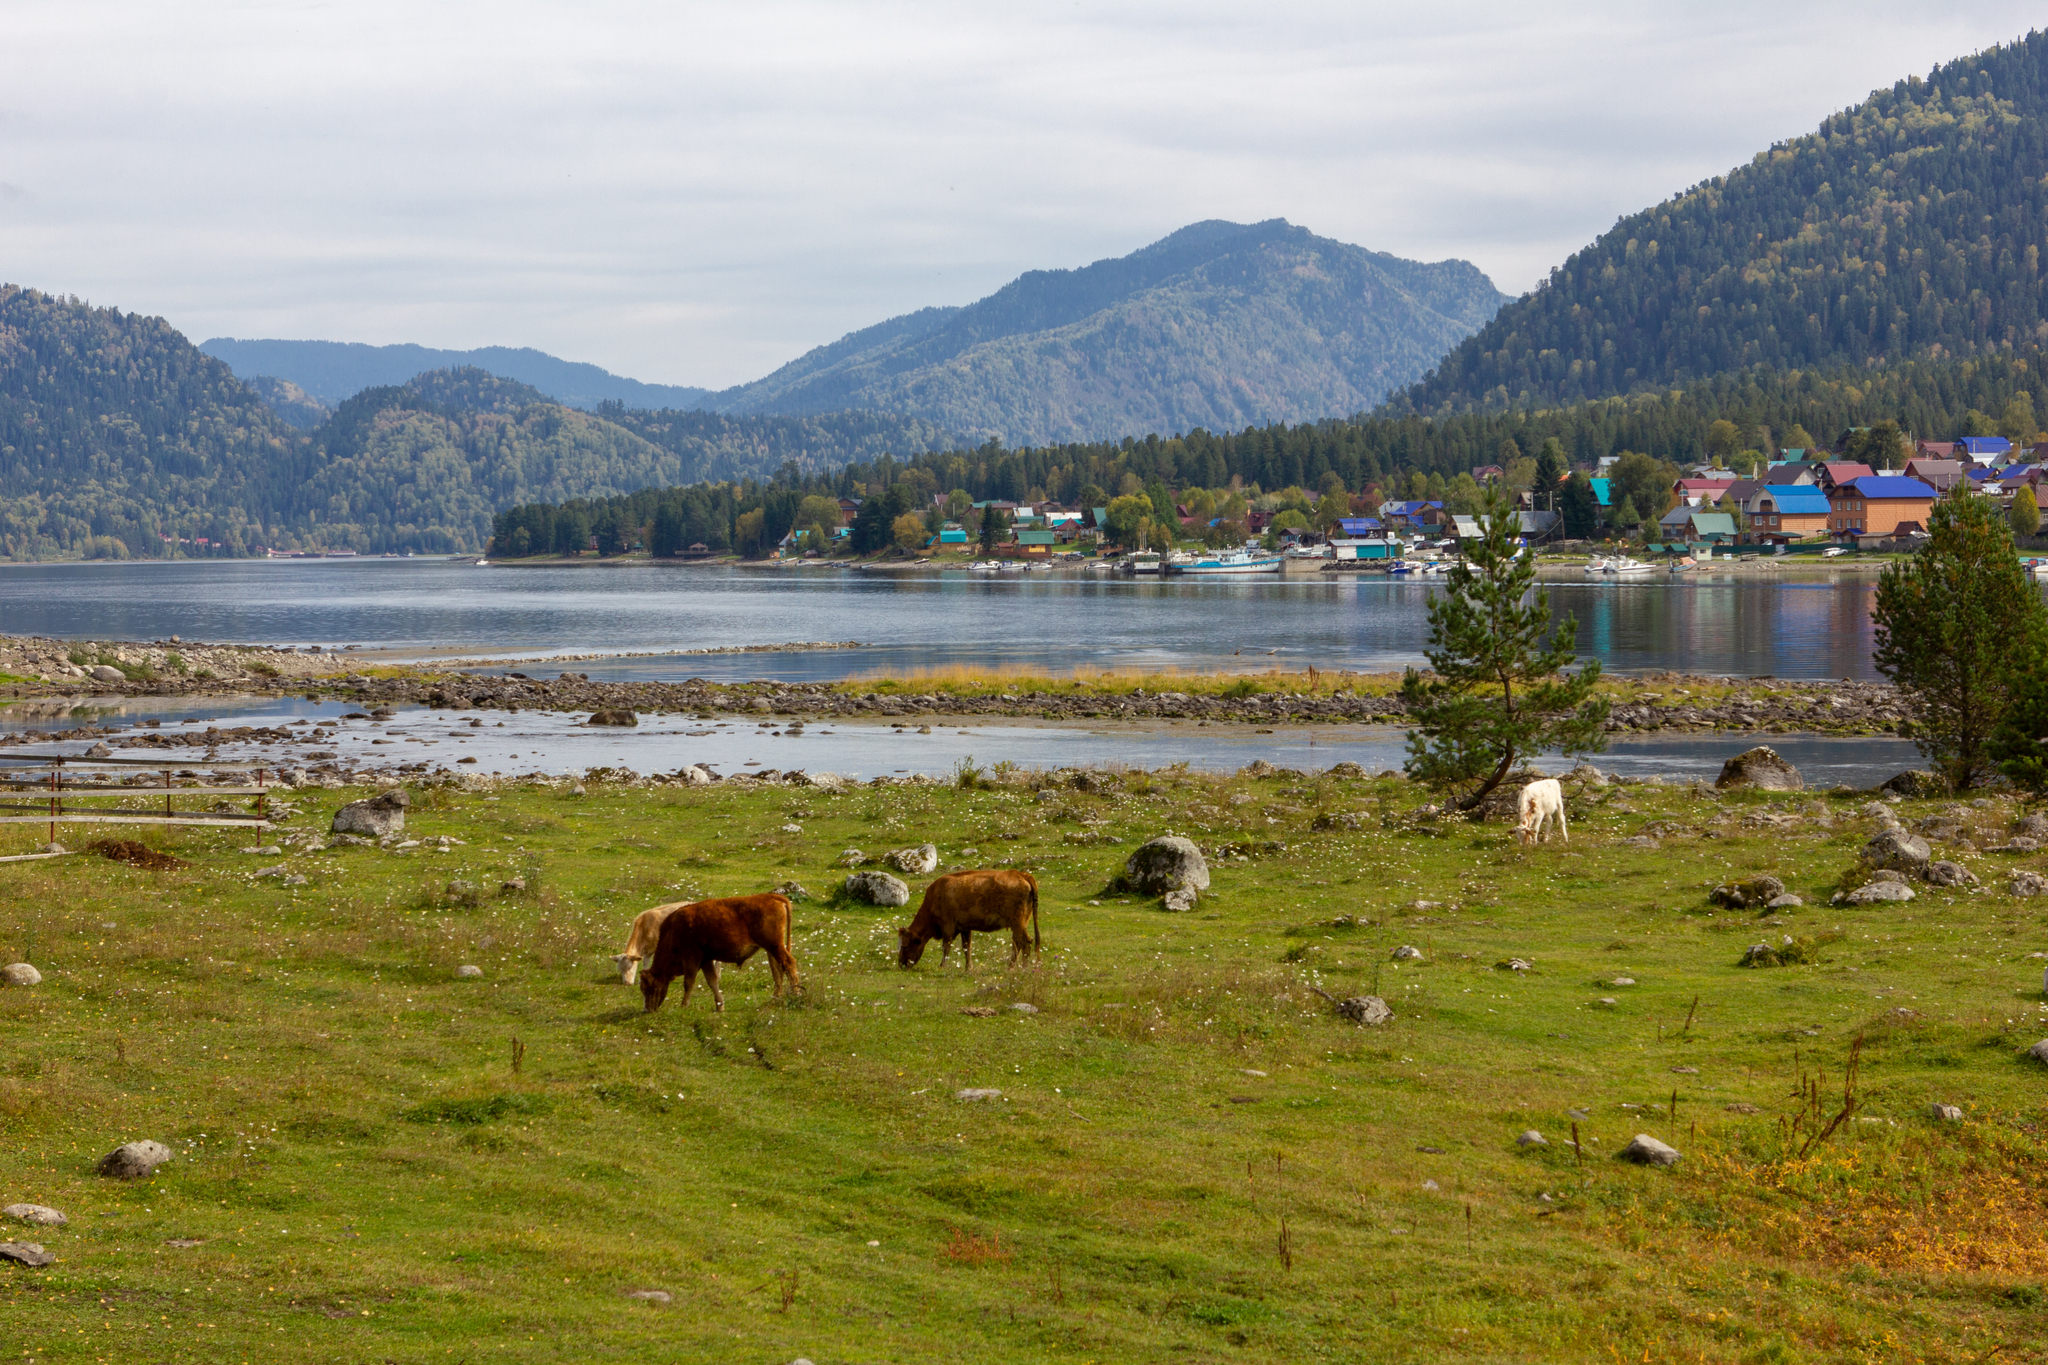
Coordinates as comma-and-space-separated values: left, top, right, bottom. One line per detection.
0, 751, 277, 843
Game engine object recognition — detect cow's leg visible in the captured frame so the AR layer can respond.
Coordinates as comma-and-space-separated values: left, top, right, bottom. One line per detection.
678, 965, 696, 1009
938, 935, 953, 968
706, 961, 724, 1012
1557, 804, 1569, 843
961, 930, 973, 972
767, 943, 799, 998
1012, 924, 1030, 966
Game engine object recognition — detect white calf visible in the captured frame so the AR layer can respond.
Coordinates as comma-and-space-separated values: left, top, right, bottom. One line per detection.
615, 902, 686, 985
1515, 777, 1567, 846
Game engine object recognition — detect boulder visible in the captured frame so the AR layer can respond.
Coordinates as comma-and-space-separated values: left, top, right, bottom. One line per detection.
332, 789, 408, 838
2, 1204, 65, 1227
1617, 1134, 1680, 1167
1310, 811, 1366, 831
84, 741, 113, 759
1716, 746, 1803, 792
626, 1289, 672, 1304
1332, 995, 1393, 1026
1122, 836, 1209, 898
1836, 878, 1916, 905
1, 963, 42, 987
0, 1241, 53, 1267
455, 965, 484, 979
1709, 875, 1785, 910
885, 844, 938, 876
97, 1140, 173, 1180
2011, 871, 2048, 898
1162, 888, 1197, 913
1566, 761, 1610, 787
2014, 812, 2048, 841
1391, 944, 1424, 962
2028, 1038, 2048, 1065
588, 709, 637, 727
678, 765, 713, 787
1862, 828, 1931, 871
1928, 1103, 1964, 1122
1923, 860, 1978, 888
842, 871, 910, 907
773, 881, 812, 903
87, 665, 125, 684
1880, 770, 1946, 798
834, 848, 867, 868
955, 1088, 1003, 1102
1009, 1002, 1040, 1015
1516, 1130, 1548, 1147
1766, 893, 1805, 909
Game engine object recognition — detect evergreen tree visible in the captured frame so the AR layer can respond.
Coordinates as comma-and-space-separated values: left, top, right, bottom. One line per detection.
1532, 439, 1567, 510
1559, 472, 1600, 538
1400, 492, 1609, 810
2012, 485, 2041, 538
1873, 492, 2048, 790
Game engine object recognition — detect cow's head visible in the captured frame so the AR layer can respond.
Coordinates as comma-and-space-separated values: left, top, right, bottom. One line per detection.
616, 953, 642, 986
639, 971, 669, 1012
896, 927, 928, 968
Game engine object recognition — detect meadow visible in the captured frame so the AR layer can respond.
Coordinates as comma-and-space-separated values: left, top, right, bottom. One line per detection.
3, 762, 2048, 1363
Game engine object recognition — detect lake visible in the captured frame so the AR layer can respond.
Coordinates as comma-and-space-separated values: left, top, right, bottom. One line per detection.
0, 558, 1899, 681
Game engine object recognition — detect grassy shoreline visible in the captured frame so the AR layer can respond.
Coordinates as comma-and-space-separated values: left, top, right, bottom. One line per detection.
5, 765, 2048, 1361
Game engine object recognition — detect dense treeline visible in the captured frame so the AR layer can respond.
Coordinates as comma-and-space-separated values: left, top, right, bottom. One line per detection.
493, 345, 2048, 556
1398, 32, 2048, 414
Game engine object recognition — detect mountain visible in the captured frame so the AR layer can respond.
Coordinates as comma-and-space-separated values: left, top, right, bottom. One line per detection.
707, 219, 1510, 444
198, 337, 714, 412
1397, 32, 2048, 414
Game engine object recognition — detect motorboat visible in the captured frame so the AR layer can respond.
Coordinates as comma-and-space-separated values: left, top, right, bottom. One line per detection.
1606, 556, 1655, 576
1584, 556, 1613, 576
1174, 548, 1283, 576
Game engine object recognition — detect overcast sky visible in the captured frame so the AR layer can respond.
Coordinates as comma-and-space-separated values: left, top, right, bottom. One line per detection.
2, 3, 2040, 389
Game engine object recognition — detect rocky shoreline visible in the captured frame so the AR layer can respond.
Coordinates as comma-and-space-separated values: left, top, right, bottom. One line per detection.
0, 630, 1917, 738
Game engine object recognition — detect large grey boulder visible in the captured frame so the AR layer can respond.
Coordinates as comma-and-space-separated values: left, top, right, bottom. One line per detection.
1332, 995, 1392, 1026
332, 789, 407, 838
1715, 746, 1803, 792
2014, 812, 2048, 841
842, 871, 910, 907
2011, 870, 2048, 898
2, 1204, 65, 1226
1836, 878, 1915, 905
587, 709, 637, 726
1862, 828, 1931, 871
97, 1140, 173, 1180
0, 1241, 53, 1267
1881, 770, 1946, 798
1123, 836, 1209, 897
1, 963, 42, 987
885, 844, 938, 876
87, 665, 126, 684
1617, 1134, 1680, 1167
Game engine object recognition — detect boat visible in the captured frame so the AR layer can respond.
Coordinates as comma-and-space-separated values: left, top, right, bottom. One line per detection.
1606, 556, 1655, 577
475, 559, 489, 567
1385, 561, 1416, 576
1121, 551, 1163, 575
1175, 549, 1282, 576
1584, 556, 1614, 576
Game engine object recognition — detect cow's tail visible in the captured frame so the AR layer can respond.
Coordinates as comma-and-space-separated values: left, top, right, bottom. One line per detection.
1030, 878, 1041, 952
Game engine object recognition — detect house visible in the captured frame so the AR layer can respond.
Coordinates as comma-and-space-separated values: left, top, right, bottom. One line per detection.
1449, 515, 1482, 540
1828, 476, 1938, 536
1902, 458, 1968, 493
1470, 464, 1505, 484
1675, 478, 1738, 507
1960, 436, 2012, 462
1332, 539, 1401, 560
1378, 500, 1444, 528
1813, 462, 1875, 491
1012, 528, 1056, 555
1337, 516, 1385, 536
836, 497, 863, 520
937, 527, 969, 545
1517, 510, 1561, 539
1914, 440, 1958, 461
1659, 509, 1738, 542
1586, 478, 1613, 508
1761, 463, 1820, 486
1740, 485, 1831, 541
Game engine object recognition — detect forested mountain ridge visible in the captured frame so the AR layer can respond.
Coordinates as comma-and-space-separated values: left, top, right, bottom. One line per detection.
200, 337, 714, 411
711, 220, 1510, 444
1396, 32, 2048, 414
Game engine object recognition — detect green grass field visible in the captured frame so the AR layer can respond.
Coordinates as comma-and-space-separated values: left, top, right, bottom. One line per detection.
4, 767, 2048, 1363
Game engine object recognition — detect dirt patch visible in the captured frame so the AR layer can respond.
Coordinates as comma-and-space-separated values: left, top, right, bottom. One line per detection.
86, 838, 188, 871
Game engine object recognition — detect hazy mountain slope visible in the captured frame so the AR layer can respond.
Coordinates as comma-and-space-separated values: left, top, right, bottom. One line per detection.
713, 220, 1509, 444
1396, 32, 2048, 414
199, 337, 714, 411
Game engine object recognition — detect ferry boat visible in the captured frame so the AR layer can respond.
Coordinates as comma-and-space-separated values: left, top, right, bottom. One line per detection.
1121, 551, 1163, 575
1174, 548, 1283, 576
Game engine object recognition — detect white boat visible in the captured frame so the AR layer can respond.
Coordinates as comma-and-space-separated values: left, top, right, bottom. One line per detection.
1584, 556, 1613, 576
1122, 552, 1163, 575
475, 559, 489, 567
1606, 556, 1655, 577
1175, 548, 1283, 576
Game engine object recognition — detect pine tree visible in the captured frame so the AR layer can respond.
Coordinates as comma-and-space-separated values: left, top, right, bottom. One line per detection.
1873, 492, 2048, 790
1532, 439, 1567, 510
1400, 492, 1610, 809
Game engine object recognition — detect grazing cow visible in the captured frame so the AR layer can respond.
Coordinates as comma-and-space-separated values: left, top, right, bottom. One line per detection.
1515, 777, 1568, 846
614, 903, 680, 985
639, 894, 801, 1013
896, 869, 1040, 971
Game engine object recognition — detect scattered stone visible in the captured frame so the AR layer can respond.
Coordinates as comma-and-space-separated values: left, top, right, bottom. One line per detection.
677, 764, 713, 786
328, 833, 373, 848
239, 844, 284, 856
571, 784, 587, 796
331, 788, 407, 838
1, 963, 42, 987
1923, 860, 1979, 888
885, 843, 938, 876
2, 1205, 65, 1227
1391, 944, 1424, 962
1609, 977, 1636, 987
587, 709, 638, 726
1715, 746, 1803, 791
253, 865, 289, 879
97, 1140, 173, 1180
1928, 1103, 1964, 1122
1622, 835, 1661, 849
164, 1238, 205, 1249
1618, 1134, 1680, 1166
955, 1088, 1003, 1102
1670, 1066, 1699, 1075
842, 871, 910, 907
1863, 827, 1932, 871
626, 1289, 671, 1303
2028, 1039, 2048, 1064
1421, 1179, 1441, 1191
960, 1006, 998, 1017
773, 881, 812, 903
1123, 836, 1209, 897
1724, 1102, 1761, 1115
835, 848, 866, 867
456, 965, 484, 979
1993, 836, 2041, 853
0, 1241, 53, 1267
1710, 875, 1785, 909
780, 823, 803, 833
1516, 1130, 1547, 1147
500, 877, 527, 894
1330, 994, 1393, 1026
1766, 893, 1804, 909
2012, 871, 2048, 898
84, 740, 114, 758
1498, 958, 1533, 972
1009, 1002, 1040, 1015
1836, 878, 1916, 905
1310, 811, 1366, 831
2014, 812, 2048, 841
1880, 770, 1947, 798
1162, 888, 1197, 913
1594, 996, 1619, 1007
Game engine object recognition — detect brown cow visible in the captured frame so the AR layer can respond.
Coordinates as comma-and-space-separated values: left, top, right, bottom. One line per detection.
896, 869, 1040, 971
640, 894, 801, 1013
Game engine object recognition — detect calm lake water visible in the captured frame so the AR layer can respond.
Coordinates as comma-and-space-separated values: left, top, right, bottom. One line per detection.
0, 558, 1897, 680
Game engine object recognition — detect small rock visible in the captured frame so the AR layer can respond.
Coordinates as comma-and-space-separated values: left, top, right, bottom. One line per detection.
959, 1006, 998, 1017
780, 823, 803, 833
1863, 827, 1932, 871
1715, 746, 1803, 792
1622, 835, 1661, 849
500, 877, 527, 894
97, 1140, 173, 1180
587, 709, 638, 727
1617, 1134, 1680, 1166
1993, 837, 2041, 853
1122, 836, 1209, 896
1498, 958, 1533, 972
1332, 995, 1393, 1026
626, 1289, 671, 1303
253, 865, 289, 879
842, 871, 910, 907
955, 1088, 1003, 1102
1595, 996, 1619, 1007
885, 843, 939, 876
1923, 860, 1978, 887
331, 788, 408, 838
456, 965, 483, 979
240, 845, 284, 856
0, 1241, 53, 1267
1710, 875, 1785, 910
1, 963, 42, 987
1420, 1179, 1440, 1191
571, 784, 587, 797
2, 1205, 65, 1227
834, 848, 867, 868
1670, 1066, 1699, 1074
773, 881, 812, 903
1928, 1103, 1964, 1122
87, 665, 126, 684
1880, 769, 1946, 798
1610, 977, 1636, 987
1724, 1102, 1762, 1115
1009, 1002, 1040, 1015
164, 1238, 205, 1249
1836, 879, 1916, 905
2012, 871, 2048, 898
1516, 1130, 1547, 1147
1162, 888, 1197, 913
2014, 812, 2048, 840
1391, 944, 1424, 962
1766, 893, 1804, 908
2027, 1038, 2048, 1065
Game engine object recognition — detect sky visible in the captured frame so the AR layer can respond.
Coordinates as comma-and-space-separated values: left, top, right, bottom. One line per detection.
2, 2, 2042, 390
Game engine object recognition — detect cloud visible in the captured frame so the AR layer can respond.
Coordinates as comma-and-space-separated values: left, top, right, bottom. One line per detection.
2, 1, 2039, 387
